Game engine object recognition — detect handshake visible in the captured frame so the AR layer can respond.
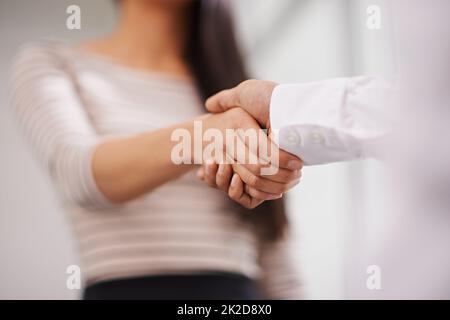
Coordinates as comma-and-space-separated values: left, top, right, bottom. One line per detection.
196, 80, 303, 209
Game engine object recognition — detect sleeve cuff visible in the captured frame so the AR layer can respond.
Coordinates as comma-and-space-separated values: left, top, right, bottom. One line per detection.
268, 81, 366, 165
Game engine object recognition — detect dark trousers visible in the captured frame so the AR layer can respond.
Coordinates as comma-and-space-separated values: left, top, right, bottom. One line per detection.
83, 272, 262, 300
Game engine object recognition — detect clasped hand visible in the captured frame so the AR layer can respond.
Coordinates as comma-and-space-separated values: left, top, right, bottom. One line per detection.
197, 80, 303, 209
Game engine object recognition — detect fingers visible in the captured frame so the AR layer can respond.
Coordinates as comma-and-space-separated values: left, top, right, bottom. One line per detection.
228, 174, 264, 209
199, 162, 265, 209
199, 159, 281, 209
205, 88, 240, 113
216, 163, 233, 192
241, 163, 302, 184
228, 125, 303, 180
278, 149, 303, 170
200, 160, 234, 193
262, 137, 303, 170
204, 159, 218, 187
245, 185, 282, 201
199, 99, 303, 207
232, 163, 299, 195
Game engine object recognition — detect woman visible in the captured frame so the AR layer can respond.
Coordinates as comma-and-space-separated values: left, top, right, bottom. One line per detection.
9, 0, 302, 299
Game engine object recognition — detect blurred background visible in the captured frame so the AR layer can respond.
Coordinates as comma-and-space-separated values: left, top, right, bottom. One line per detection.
0, 0, 393, 299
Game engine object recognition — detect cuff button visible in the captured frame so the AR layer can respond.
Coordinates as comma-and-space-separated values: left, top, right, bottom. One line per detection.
285, 129, 301, 145
310, 131, 325, 145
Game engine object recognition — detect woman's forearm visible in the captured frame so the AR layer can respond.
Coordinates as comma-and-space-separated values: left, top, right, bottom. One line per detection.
92, 112, 234, 203
93, 119, 197, 203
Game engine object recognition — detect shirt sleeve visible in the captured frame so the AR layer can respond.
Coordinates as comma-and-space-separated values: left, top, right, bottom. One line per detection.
8, 43, 114, 209
258, 235, 304, 299
269, 76, 394, 165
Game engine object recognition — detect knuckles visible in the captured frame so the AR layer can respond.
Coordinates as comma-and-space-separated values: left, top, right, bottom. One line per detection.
247, 174, 261, 188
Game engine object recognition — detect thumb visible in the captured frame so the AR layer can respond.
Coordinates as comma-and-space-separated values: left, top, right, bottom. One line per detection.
205, 88, 240, 113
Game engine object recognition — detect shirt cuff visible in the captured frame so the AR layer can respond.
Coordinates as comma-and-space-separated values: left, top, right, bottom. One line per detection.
269, 81, 365, 165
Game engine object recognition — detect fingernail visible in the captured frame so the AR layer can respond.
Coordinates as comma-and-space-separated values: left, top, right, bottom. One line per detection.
218, 164, 224, 174
288, 160, 302, 170
196, 169, 204, 179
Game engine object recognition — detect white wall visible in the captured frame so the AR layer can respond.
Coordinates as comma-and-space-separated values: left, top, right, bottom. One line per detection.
0, 0, 393, 299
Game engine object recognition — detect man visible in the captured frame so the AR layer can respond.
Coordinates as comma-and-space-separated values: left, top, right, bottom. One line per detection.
200, 0, 450, 299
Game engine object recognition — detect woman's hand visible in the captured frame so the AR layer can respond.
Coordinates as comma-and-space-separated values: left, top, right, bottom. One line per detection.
197, 158, 302, 209
198, 163, 265, 209
198, 108, 303, 209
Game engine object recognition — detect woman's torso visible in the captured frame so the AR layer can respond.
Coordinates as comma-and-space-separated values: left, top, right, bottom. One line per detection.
36, 42, 262, 286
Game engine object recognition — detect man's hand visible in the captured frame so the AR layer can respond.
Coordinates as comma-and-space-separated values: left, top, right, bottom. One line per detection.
198, 107, 302, 209
206, 80, 277, 129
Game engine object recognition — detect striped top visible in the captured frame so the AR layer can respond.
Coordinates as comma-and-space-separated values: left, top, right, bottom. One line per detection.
9, 41, 302, 298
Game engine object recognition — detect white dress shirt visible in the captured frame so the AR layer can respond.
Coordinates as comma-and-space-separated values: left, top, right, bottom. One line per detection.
270, 76, 394, 165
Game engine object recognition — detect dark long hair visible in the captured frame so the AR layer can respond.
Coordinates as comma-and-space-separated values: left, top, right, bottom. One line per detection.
185, 0, 288, 242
